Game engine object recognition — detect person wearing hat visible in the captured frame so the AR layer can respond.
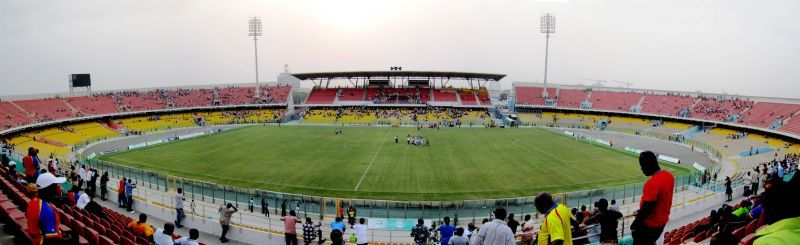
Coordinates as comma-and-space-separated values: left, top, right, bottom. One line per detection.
26, 172, 67, 244
7, 161, 17, 181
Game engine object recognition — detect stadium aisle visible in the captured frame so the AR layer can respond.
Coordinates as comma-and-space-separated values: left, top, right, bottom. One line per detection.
93, 197, 252, 245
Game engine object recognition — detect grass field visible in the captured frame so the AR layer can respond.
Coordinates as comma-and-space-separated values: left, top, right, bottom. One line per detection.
99, 126, 691, 200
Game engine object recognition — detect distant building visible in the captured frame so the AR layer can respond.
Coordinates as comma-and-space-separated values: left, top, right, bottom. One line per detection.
276, 64, 301, 92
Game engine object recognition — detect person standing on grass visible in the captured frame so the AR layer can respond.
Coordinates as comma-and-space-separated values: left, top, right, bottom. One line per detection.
125, 178, 136, 213
631, 151, 674, 245
218, 203, 238, 243
281, 210, 302, 245
175, 188, 185, 228
99, 172, 109, 201
438, 216, 456, 245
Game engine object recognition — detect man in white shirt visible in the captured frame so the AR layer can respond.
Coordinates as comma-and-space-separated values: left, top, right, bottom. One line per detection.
153, 223, 176, 245
175, 188, 185, 228
175, 228, 200, 245
78, 165, 87, 189
353, 218, 369, 245
471, 208, 515, 245
77, 192, 90, 209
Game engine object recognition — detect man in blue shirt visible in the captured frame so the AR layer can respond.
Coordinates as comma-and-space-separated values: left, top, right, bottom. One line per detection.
438, 216, 456, 245
125, 179, 137, 213
331, 216, 347, 233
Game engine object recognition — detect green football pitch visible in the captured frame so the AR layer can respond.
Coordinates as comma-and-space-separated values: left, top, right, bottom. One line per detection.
98, 126, 690, 200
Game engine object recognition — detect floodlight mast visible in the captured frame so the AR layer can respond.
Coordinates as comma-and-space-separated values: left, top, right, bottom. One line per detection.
249, 17, 263, 98
540, 13, 555, 99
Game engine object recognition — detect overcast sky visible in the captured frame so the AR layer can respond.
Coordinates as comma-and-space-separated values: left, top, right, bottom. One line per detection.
1, 0, 798, 98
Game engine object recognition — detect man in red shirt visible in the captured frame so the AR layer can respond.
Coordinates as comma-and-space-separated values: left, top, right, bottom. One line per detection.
631, 151, 674, 245
118, 177, 126, 208
22, 147, 39, 184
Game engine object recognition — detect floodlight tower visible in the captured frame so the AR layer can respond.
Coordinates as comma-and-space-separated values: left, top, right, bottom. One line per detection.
249, 17, 263, 98
540, 13, 556, 99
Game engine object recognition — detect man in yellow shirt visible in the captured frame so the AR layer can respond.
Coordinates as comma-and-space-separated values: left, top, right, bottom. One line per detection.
536, 192, 577, 245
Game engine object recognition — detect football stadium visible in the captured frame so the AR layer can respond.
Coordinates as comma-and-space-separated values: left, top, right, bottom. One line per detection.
2, 1, 799, 245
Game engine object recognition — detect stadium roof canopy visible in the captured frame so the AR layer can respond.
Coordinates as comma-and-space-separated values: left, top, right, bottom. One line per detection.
292, 71, 505, 88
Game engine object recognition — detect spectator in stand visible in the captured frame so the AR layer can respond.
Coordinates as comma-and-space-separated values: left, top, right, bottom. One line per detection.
518, 214, 535, 244
449, 227, 469, 245
506, 213, 520, 234
125, 178, 136, 213
26, 172, 66, 244
23, 147, 39, 183
725, 176, 733, 201
248, 197, 254, 213
78, 165, 86, 189
331, 216, 347, 233
261, 197, 268, 217
750, 171, 760, 195
153, 223, 176, 245
732, 200, 752, 221
754, 171, 800, 244
118, 177, 127, 207
87, 168, 97, 198
471, 207, 515, 245
175, 188, 185, 228
218, 203, 238, 243
631, 151, 674, 245
281, 210, 302, 245
438, 216, 456, 245
535, 192, 576, 245
347, 206, 357, 227
76, 190, 90, 210
128, 213, 155, 237
175, 228, 200, 245
99, 172, 109, 201
410, 218, 430, 245
302, 217, 319, 245
0, 139, 8, 166
353, 218, 368, 245
584, 198, 623, 244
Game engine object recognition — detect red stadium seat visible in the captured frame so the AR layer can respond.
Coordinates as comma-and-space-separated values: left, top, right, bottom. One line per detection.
99, 235, 115, 245
84, 227, 100, 245
106, 229, 121, 243
121, 236, 136, 245
739, 233, 757, 245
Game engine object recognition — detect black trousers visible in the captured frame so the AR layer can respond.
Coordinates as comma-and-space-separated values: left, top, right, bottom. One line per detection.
221, 224, 230, 239
285, 234, 298, 245
632, 225, 664, 245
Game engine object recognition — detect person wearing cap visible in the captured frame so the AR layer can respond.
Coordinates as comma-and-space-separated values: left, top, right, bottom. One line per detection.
7, 161, 17, 181
26, 172, 67, 243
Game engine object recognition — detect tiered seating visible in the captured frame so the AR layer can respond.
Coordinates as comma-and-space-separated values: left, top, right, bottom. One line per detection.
418, 88, 431, 102
306, 88, 338, 104
514, 87, 556, 105
458, 91, 478, 105
432, 89, 458, 102
171, 88, 214, 108
217, 87, 255, 105
476, 90, 490, 105
70, 122, 120, 139
339, 88, 364, 101
262, 85, 291, 103
640, 94, 695, 116
118, 91, 166, 112
588, 91, 643, 112
739, 102, 800, 128
556, 89, 588, 108
691, 98, 752, 122
15, 98, 74, 121
302, 109, 338, 123
0, 102, 30, 129
65, 95, 119, 116
779, 116, 800, 136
